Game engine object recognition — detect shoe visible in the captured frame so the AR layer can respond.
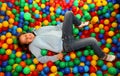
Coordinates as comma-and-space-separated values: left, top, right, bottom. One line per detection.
103, 54, 116, 62
78, 21, 89, 28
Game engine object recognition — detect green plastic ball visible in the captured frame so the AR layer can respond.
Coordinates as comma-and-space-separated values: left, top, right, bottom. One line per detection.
12, 71, 19, 76
25, 59, 32, 65
24, 12, 31, 20
58, 72, 64, 76
108, 67, 117, 75
90, 33, 96, 37
74, 58, 80, 65
15, 58, 22, 63
68, 61, 74, 67
105, 43, 111, 48
83, 50, 89, 56
73, 1, 79, 7
89, 50, 95, 55
9, 53, 16, 59
41, 49, 47, 56
23, 67, 30, 74
76, 51, 82, 57
59, 62, 66, 68
73, 28, 79, 35
15, 65, 22, 72
6, 65, 12, 72
89, 4, 95, 9
23, 25, 29, 31
76, 14, 81, 20
12, 9, 17, 14
115, 61, 120, 69
97, 60, 104, 67
100, 29, 105, 34
8, 59, 15, 65
0, 48, 5, 54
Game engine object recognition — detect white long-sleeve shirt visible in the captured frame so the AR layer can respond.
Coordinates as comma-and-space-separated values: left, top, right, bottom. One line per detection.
29, 23, 63, 63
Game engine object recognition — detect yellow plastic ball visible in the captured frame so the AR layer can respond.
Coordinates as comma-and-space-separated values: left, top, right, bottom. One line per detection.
1, 6, 6, 11
2, 43, 8, 49
83, 4, 89, 10
13, 64, 18, 70
2, 21, 9, 27
94, 27, 100, 33
111, 12, 116, 17
111, 22, 117, 28
91, 60, 97, 66
79, 62, 85, 66
103, 48, 109, 53
87, 0, 92, 3
43, 63, 47, 67
6, 10, 12, 16
96, 1, 102, 7
33, 58, 39, 64
50, 12, 55, 16
104, 19, 109, 25
16, 51, 22, 57
113, 4, 119, 9
90, 73, 96, 76
29, 64, 35, 71
6, 49, 12, 55
70, 52, 76, 59
106, 38, 112, 44
34, 10, 39, 14
50, 66, 57, 73
6, 32, 12, 38
24, 6, 29, 11
49, 73, 55, 76
41, 4, 45, 9
60, 15, 64, 21
17, 28, 22, 33
102, 1, 107, 6
89, 24, 93, 28
99, 24, 104, 29
9, 24, 13, 28
14, 44, 18, 50
6, 38, 13, 44
2, 3, 7, 7
92, 55, 98, 60
50, 7, 54, 12
35, 25, 41, 30
108, 31, 114, 37
0, 23, 2, 28
43, 20, 49, 26
91, 16, 99, 24
1, 35, 6, 40
35, 0, 40, 3
106, 62, 113, 68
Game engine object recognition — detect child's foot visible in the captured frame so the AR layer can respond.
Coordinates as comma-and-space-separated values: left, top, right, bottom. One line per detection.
78, 21, 89, 29
102, 54, 116, 62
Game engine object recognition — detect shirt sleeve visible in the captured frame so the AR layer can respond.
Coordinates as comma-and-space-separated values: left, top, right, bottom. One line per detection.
29, 45, 59, 63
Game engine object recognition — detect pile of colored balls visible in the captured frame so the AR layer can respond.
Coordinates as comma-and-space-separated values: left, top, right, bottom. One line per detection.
0, 0, 120, 76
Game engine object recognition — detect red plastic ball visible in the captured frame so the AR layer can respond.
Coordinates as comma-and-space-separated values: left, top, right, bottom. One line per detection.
47, 61, 54, 68
89, 65, 97, 73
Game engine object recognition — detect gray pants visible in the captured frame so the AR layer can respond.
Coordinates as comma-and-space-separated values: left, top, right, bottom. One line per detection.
62, 11, 105, 58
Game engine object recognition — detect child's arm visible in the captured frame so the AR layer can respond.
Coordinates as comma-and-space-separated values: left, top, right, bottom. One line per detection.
29, 45, 61, 63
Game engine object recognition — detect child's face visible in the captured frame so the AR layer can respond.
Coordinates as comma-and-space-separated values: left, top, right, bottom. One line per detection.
19, 33, 35, 44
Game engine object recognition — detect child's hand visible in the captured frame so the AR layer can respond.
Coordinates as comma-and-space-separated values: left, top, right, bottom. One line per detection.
78, 21, 89, 29
57, 53, 63, 60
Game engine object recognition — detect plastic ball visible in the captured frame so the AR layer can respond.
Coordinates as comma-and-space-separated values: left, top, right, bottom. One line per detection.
37, 64, 43, 71
83, 4, 89, 10
70, 52, 76, 59
91, 16, 99, 24
64, 55, 71, 61
108, 31, 114, 37
2, 21, 9, 27
6, 32, 12, 38
74, 58, 80, 65
41, 49, 48, 56
8, 18, 14, 24
43, 20, 49, 26
29, 64, 35, 71
115, 61, 120, 69
72, 66, 78, 73
23, 67, 30, 74
6, 49, 12, 55
41, 4, 45, 9
6, 65, 12, 72
2, 43, 8, 49
50, 66, 57, 73
91, 60, 97, 66
0, 48, 5, 54
59, 62, 66, 68
17, 28, 22, 33
106, 62, 113, 68
101, 65, 108, 71
16, 51, 22, 57
33, 58, 39, 64
108, 67, 117, 75
92, 55, 98, 60
111, 22, 117, 28
6, 38, 13, 44
78, 66, 84, 73
15, 65, 22, 72
113, 4, 119, 9
90, 73, 96, 76
24, 12, 31, 20
43, 67, 50, 73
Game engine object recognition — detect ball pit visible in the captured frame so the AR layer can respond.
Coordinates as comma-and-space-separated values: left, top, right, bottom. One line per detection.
0, 0, 120, 76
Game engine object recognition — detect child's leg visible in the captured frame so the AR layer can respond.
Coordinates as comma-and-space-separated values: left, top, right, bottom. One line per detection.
70, 37, 105, 58
62, 11, 81, 37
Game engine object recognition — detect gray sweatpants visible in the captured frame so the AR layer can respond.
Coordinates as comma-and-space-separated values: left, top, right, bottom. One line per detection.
62, 11, 105, 58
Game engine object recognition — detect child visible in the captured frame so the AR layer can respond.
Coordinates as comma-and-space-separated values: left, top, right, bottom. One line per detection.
18, 11, 116, 63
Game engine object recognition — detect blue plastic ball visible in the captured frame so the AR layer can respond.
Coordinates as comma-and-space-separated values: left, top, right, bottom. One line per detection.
56, 8, 62, 14
97, 70, 103, 74
98, 34, 104, 39
64, 55, 71, 61
78, 66, 84, 73
116, 53, 120, 59
64, 67, 70, 74
101, 39, 106, 44
7, 2, 13, 8
34, 14, 40, 18
21, 54, 27, 60
83, 73, 89, 76
72, 66, 78, 74
43, 67, 50, 74
84, 66, 89, 72
5, 72, 12, 76
80, 56, 86, 62
2, 61, 8, 67
28, 0, 33, 4
101, 65, 108, 71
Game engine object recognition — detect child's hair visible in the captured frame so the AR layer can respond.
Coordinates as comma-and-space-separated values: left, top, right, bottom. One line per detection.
17, 33, 29, 51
